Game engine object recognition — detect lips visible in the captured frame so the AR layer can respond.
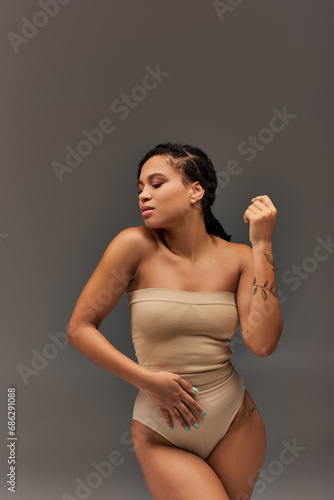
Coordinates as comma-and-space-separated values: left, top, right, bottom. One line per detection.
141, 206, 154, 213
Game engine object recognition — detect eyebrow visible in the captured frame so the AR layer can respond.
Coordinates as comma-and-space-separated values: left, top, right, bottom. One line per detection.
137, 173, 168, 187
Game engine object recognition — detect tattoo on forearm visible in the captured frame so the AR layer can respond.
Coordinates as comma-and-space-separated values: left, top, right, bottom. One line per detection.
264, 252, 275, 271
252, 277, 278, 301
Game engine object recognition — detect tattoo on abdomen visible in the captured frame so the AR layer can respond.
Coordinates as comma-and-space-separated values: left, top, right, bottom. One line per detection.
248, 406, 257, 416
252, 277, 278, 301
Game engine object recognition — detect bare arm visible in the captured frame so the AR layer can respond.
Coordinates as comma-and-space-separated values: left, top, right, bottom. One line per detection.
66, 227, 153, 391
67, 323, 154, 391
66, 226, 207, 430
236, 243, 283, 356
236, 194, 283, 356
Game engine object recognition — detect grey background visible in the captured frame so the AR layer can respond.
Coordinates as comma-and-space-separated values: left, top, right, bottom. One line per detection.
1, 1, 333, 499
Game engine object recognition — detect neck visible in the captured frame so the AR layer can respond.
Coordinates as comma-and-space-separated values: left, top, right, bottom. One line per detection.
157, 218, 213, 262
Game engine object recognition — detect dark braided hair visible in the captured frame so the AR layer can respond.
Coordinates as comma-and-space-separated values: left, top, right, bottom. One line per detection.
137, 142, 232, 241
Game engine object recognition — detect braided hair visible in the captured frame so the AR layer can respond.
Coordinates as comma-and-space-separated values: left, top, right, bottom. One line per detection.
137, 142, 232, 241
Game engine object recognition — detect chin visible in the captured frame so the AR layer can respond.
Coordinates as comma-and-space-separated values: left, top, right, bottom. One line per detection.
143, 218, 158, 227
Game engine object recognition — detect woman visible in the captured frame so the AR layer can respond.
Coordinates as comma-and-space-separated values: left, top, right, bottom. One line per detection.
66, 142, 283, 499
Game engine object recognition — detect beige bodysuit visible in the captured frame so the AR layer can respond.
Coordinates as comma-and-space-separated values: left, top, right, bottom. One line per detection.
127, 287, 245, 460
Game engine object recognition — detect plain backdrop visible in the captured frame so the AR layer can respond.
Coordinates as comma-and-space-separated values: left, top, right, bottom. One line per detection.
1, 1, 333, 499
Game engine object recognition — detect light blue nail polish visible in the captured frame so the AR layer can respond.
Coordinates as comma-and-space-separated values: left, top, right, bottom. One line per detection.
169, 425, 173, 430
201, 411, 206, 416
194, 423, 199, 429
193, 387, 199, 393
185, 426, 190, 431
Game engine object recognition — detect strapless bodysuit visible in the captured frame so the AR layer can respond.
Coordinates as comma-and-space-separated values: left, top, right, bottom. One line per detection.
127, 288, 245, 460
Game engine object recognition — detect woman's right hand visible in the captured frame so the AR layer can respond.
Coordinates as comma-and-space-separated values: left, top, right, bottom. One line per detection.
144, 371, 206, 430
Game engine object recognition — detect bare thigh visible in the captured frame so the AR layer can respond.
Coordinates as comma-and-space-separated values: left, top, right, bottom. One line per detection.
205, 388, 267, 500
131, 419, 231, 500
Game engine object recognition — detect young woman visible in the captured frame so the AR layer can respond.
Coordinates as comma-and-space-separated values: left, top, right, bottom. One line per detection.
66, 143, 283, 500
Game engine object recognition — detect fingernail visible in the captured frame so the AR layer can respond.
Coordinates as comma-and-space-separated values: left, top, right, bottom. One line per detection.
185, 426, 190, 431
169, 425, 173, 430
193, 387, 199, 393
194, 423, 199, 429
201, 411, 206, 416
251, 197, 255, 201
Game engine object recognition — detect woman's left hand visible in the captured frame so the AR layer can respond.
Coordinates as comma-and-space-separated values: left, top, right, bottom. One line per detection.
243, 194, 278, 246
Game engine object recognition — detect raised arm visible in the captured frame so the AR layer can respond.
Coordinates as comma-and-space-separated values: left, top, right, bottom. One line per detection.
66, 227, 153, 391
236, 243, 283, 356
235, 195, 283, 356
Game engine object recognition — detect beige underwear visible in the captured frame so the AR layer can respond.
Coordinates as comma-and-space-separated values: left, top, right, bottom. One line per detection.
127, 287, 245, 460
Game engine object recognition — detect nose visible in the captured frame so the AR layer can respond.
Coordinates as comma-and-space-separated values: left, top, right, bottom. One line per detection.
139, 188, 152, 203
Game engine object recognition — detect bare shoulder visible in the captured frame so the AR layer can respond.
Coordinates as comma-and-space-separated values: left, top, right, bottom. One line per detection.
233, 242, 252, 269
216, 238, 252, 271
66, 226, 156, 333
116, 225, 157, 252
111, 225, 157, 269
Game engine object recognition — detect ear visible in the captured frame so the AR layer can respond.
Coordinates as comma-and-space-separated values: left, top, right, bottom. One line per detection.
189, 181, 204, 204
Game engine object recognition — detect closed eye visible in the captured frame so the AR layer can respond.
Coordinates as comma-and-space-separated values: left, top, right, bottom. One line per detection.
137, 183, 162, 194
